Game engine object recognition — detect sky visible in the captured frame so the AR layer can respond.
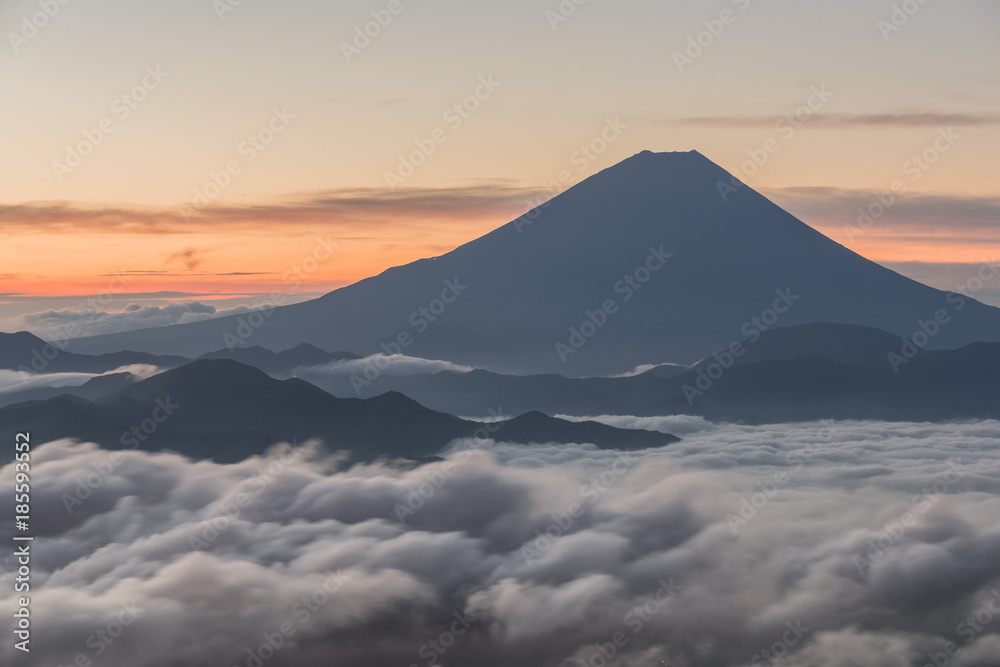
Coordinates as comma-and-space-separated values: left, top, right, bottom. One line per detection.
1, 0, 999, 331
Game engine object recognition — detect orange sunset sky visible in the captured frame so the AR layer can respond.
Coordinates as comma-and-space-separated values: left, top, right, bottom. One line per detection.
1, 0, 998, 335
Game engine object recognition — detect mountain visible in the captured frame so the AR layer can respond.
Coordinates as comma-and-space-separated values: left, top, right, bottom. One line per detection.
0, 393, 276, 462
690, 322, 911, 371
301, 365, 701, 418
93, 359, 472, 459
490, 411, 677, 449
643, 363, 688, 379
302, 323, 1000, 423
197, 344, 360, 377
665, 337, 1000, 422
299, 323, 927, 416
1, 330, 360, 380
0, 371, 138, 409
0, 331, 188, 373
0, 360, 679, 462
65, 151, 1000, 375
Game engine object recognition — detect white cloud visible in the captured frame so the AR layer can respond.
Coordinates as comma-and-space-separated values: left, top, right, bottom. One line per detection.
102, 364, 164, 380
2, 419, 999, 666
304, 354, 476, 377
16, 301, 256, 339
0, 365, 161, 395
0, 369, 95, 393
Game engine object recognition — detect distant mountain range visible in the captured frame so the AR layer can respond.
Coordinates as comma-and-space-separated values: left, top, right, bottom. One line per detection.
0, 331, 358, 377
0, 330, 190, 374
5, 321, 1000, 431
62, 151, 1000, 376
681, 341, 1000, 423
0, 359, 677, 462
5, 150, 999, 464
299, 323, 1000, 423
0, 372, 138, 409
197, 343, 361, 376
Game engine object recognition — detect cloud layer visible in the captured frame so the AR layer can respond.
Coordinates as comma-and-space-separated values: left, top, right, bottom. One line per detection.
2, 419, 999, 666
0, 370, 96, 394
303, 354, 476, 377
18, 301, 254, 339
676, 112, 1000, 128
0, 184, 541, 236
768, 188, 1000, 239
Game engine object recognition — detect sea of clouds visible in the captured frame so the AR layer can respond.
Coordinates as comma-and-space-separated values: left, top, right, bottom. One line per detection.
2, 418, 999, 667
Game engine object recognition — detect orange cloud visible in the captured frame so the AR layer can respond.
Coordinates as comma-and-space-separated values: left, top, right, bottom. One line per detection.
3, 186, 997, 298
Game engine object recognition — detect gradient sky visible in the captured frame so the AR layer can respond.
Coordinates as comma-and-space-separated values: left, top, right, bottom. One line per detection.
2, 0, 999, 332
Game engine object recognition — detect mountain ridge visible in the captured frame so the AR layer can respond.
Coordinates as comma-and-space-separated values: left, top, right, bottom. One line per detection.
56, 151, 1000, 375
0, 359, 679, 461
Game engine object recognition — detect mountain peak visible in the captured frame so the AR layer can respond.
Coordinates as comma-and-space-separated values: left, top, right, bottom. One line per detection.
67, 149, 1000, 375
633, 148, 704, 159
0, 331, 47, 347
0, 331, 64, 369
119, 358, 275, 395
617, 148, 716, 172
596, 150, 730, 187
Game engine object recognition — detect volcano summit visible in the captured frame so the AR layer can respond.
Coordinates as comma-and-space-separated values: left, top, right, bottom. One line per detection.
69, 150, 1000, 376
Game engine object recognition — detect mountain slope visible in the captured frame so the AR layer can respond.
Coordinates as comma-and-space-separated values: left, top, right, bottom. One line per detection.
0, 331, 359, 378
66, 151, 1000, 375
688, 322, 912, 371
666, 341, 1000, 422
1, 360, 679, 461
305, 324, 1000, 423
0, 331, 188, 373
0, 371, 138, 409
94, 359, 473, 458
197, 344, 360, 377
490, 411, 677, 449
302, 366, 697, 418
